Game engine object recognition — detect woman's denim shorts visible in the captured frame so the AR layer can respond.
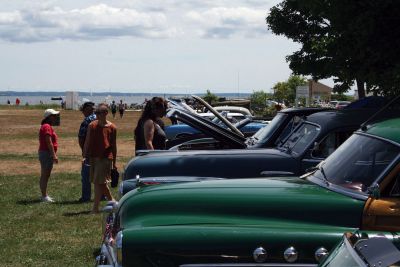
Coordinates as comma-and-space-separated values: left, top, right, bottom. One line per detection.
39, 151, 53, 170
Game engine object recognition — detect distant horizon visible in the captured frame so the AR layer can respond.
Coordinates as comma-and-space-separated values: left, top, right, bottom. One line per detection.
0, 90, 255, 96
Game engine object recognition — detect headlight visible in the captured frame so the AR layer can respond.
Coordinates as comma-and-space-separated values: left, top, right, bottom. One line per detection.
116, 231, 123, 265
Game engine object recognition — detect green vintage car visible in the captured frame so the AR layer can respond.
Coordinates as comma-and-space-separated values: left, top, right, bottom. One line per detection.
97, 118, 400, 266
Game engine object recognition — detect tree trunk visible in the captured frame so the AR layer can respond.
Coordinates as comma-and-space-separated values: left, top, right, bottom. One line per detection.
356, 79, 366, 99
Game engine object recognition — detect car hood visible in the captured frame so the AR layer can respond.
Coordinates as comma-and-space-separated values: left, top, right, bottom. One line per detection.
119, 177, 364, 229
166, 108, 247, 148
118, 177, 365, 264
126, 148, 295, 179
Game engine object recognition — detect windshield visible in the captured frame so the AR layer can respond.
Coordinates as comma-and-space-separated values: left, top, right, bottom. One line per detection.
248, 113, 288, 147
320, 238, 365, 267
311, 134, 400, 193
280, 122, 320, 155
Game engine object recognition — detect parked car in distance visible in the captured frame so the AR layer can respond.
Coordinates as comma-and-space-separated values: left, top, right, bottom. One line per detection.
213, 106, 253, 117
165, 112, 267, 140
97, 117, 400, 266
335, 101, 351, 109
126, 108, 381, 180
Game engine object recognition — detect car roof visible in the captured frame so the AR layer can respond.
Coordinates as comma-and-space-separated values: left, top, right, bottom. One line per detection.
305, 109, 379, 130
365, 118, 400, 144
279, 107, 333, 115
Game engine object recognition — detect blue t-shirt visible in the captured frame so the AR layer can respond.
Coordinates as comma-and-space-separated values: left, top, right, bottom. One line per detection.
78, 113, 97, 138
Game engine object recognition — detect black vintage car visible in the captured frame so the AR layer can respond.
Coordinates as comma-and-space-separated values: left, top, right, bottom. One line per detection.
124, 107, 384, 181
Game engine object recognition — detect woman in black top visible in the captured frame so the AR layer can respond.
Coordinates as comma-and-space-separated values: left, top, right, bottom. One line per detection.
134, 97, 168, 151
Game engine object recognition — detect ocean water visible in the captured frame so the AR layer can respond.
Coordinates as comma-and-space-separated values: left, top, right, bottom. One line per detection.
0, 95, 155, 106
0, 93, 250, 106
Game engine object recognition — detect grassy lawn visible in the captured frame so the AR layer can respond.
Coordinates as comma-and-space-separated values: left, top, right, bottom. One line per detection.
0, 172, 116, 266
0, 107, 155, 266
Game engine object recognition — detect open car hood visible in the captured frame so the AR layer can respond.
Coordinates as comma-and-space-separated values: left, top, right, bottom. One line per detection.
167, 108, 247, 149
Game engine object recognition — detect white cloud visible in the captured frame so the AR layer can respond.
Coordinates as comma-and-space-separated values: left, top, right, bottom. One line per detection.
186, 7, 269, 38
0, 4, 179, 42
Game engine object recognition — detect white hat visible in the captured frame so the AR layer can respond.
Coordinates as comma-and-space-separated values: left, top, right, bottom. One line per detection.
43, 109, 60, 118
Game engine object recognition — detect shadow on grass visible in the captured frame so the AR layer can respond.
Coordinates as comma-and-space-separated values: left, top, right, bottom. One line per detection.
93, 248, 101, 258
54, 199, 92, 205
63, 210, 92, 216
16, 199, 42, 205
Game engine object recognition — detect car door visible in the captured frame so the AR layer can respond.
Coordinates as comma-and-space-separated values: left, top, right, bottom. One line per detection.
362, 164, 400, 231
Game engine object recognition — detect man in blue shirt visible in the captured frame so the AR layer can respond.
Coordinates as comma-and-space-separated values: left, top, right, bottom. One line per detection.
78, 101, 96, 202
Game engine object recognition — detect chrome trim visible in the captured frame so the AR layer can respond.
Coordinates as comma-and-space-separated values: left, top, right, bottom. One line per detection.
253, 247, 267, 263
343, 235, 368, 267
314, 247, 329, 263
283, 246, 298, 263
97, 242, 121, 267
115, 231, 123, 266
180, 264, 317, 267
118, 181, 124, 198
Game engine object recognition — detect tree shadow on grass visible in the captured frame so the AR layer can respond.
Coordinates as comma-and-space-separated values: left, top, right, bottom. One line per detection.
62, 210, 92, 217
16, 199, 42, 205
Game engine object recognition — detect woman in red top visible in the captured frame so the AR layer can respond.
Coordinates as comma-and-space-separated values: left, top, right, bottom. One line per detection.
84, 103, 117, 213
38, 109, 60, 202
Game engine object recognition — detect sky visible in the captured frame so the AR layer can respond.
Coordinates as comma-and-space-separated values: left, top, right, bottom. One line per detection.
0, 0, 334, 94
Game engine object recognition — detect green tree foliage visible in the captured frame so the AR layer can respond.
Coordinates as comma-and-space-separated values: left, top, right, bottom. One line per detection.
267, 1, 400, 98
202, 90, 219, 104
331, 94, 353, 102
250, 90, 268, 110
273, 75, 307, 105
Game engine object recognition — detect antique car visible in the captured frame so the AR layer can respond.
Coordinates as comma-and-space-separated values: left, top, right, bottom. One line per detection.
165, 111, 268, 140
125, 107, 381, 180
97, 117, 400, 266
164, 105, 329, 150
319, 231, 400, 267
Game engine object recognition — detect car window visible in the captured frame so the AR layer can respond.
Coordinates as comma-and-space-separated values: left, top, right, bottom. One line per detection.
274, 115, 303, 146
312, 134, 400, 193
250, 113, 288, 145
312, 130, 354, 158
281, 123, 320, 155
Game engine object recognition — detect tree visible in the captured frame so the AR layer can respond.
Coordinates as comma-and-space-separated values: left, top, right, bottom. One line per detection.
250, 90, 269, 110
273, 75, 307, 105
267, 1, 400, 98
202, 90, 218, 105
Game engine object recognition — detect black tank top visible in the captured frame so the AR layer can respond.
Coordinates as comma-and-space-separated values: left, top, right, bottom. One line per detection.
135, 119, 166, 151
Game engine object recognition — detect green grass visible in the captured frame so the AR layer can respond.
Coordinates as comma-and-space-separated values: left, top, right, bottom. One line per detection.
0, 104, 61, 110
0, 172, 118, 266
0, 132, 134, 140
0, 153, 133, 163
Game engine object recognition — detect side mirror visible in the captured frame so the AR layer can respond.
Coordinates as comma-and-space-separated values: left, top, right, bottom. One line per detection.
367, 183, 380, 199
